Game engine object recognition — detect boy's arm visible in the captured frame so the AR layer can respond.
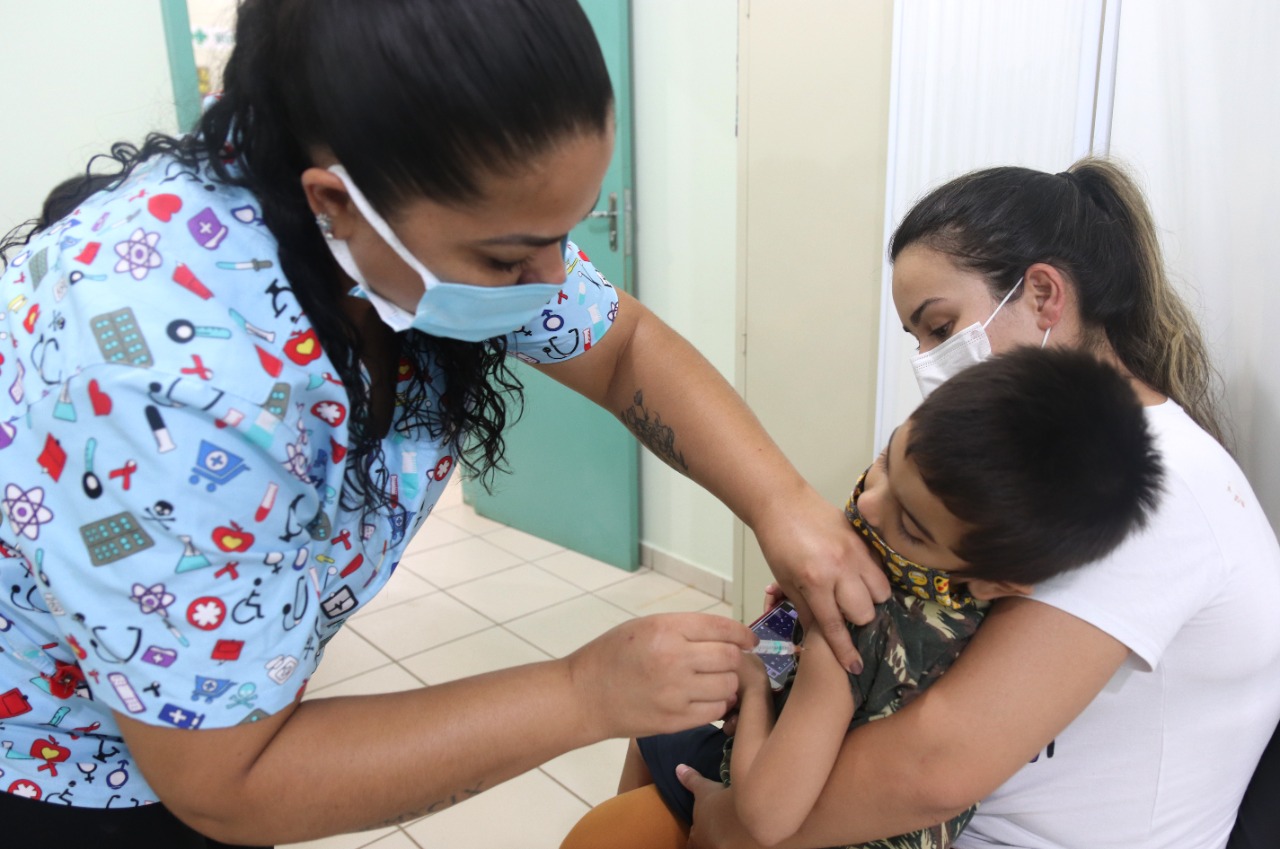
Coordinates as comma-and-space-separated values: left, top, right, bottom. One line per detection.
726, 654, 776, 782
731, 630, 856, 847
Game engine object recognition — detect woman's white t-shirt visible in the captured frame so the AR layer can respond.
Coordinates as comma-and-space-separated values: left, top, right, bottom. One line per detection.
959, 401, 1280, 849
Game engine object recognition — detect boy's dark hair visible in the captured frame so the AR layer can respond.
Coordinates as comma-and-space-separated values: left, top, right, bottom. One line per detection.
906, 347, 1164, 585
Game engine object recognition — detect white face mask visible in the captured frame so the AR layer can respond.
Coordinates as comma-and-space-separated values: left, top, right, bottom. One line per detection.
910, 277, 1049, 397
322, 165, 564, 342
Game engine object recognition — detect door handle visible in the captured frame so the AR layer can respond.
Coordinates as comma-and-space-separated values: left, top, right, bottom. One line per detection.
586, 191, 618, 252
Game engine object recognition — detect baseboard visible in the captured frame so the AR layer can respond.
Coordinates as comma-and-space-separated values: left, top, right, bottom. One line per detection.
640, 543, 734, 603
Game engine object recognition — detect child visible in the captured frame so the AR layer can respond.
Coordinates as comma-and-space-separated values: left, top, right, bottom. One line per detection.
561, 347, 1164, 849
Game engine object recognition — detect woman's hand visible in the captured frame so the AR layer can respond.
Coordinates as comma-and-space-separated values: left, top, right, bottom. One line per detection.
680, 769, 765, 849
751, 484, 889, 673
566, 612, 756, 740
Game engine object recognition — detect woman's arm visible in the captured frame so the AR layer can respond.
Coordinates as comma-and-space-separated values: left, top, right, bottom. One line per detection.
686, 597, 1130, 848
535, 290, 889, 668
121, 612, 753, 845
731, 631, 855, 847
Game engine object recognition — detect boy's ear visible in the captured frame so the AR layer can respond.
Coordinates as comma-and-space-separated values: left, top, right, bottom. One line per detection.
964, 578, 1035, 601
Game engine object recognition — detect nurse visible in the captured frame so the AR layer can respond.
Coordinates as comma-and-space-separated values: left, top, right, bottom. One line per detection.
0, 1, 884, 846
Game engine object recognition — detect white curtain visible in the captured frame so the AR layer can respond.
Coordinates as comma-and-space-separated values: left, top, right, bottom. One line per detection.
1108, 0, 1280, 529
875, 0, 1109, 446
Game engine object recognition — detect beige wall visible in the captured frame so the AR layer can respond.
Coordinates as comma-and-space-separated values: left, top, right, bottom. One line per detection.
0, 5, 177, 234
734, 0, 893, 613
632, 1, 741, 583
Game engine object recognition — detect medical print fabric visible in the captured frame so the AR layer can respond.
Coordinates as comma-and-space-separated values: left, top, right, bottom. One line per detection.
0, 155, 617, 807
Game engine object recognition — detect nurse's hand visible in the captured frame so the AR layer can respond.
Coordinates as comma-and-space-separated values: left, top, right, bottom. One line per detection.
752, 485, 889, 674
567, 612, 756, 739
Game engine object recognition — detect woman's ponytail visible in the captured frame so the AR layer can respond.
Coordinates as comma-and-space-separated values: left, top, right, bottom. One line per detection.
1067, 158, 1228, 447
891, 157, 1229, 447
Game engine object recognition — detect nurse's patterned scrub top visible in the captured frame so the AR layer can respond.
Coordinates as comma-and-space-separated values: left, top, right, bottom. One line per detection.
0, 154, 617, 807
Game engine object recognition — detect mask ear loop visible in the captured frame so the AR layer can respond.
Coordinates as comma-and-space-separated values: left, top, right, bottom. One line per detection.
982, 276, 1025, 330
328, 165, 441, 292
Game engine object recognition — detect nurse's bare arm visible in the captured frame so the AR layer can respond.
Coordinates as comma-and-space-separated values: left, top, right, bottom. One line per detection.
686, 597, 1130, 848
534, 289, 890, 667
119, 612, 753, 845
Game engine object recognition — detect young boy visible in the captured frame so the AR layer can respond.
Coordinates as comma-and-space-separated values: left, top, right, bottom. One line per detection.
560, 347, 1164, 849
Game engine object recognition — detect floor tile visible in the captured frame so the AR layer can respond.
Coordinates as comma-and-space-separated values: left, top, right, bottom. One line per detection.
277, 825, 398, 849
447, 563, 582, 623
364, 832, 421, 849
485, 525, 565, 561
399, 626, 553, 686
541, 737, 630, 807
436, 475, 465, 509
596, 570, 721, 616
403, 769, 589, 849
703, 600, 734, 618
307, 627, 392, 692
535, 549, 635, 592
349, 592, 493, 660
307, 662, 423, 700
505, 594, 635, 658
353, 564, 437, 619
435, 503, 507, 535
403, 515, 471, 555
399, 536, 523, 589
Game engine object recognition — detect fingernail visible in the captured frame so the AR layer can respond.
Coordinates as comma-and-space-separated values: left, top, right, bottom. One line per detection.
848, 658, 863, 675
675, 763, 691, 779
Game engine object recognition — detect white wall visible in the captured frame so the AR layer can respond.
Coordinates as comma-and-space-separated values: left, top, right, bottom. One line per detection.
1108, 0, 1280, 530
0, 4, 177, 234
875, 0, 1106, 450
631, 1, 740, 581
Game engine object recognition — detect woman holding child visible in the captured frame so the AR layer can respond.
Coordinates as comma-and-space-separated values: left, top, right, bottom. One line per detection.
571, 159, 1280, 848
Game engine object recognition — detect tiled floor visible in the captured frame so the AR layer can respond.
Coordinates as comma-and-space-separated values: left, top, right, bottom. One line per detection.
281, 477, 731, 849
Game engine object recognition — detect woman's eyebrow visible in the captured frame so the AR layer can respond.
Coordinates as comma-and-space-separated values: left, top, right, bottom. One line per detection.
472, 192, 602, 250
474, 233, 564, 248
906, 297, 943, 331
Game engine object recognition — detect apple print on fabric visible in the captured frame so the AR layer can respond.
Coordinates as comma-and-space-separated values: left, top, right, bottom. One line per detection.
0, 151, 618, 808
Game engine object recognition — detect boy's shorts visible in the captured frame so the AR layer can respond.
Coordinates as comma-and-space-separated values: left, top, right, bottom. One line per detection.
636, 724, 729, 825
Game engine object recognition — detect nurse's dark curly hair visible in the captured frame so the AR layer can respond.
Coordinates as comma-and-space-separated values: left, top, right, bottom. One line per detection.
3, 0, 613, 512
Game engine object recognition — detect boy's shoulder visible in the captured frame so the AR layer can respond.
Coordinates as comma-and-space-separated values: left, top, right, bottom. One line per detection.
852, 593, 986, 685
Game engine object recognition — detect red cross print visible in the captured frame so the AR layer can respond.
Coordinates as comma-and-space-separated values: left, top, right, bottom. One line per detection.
181, 355, 213, 380
330, 529, 352, 551
215, 562, 240, 580
108, 460, 137, 490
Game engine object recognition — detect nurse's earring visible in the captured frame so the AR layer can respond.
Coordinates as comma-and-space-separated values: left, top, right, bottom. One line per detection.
316, 213, 335, 240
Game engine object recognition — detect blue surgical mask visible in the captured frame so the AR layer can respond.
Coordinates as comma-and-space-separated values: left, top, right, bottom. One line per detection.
323, 165, 564, 342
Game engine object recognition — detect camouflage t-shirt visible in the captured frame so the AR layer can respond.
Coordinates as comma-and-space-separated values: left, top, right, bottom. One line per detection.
724, 592, 988, 849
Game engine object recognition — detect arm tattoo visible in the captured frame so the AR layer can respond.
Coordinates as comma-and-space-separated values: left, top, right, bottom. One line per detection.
358, 781, 486, 829
620, 389, 689, 472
